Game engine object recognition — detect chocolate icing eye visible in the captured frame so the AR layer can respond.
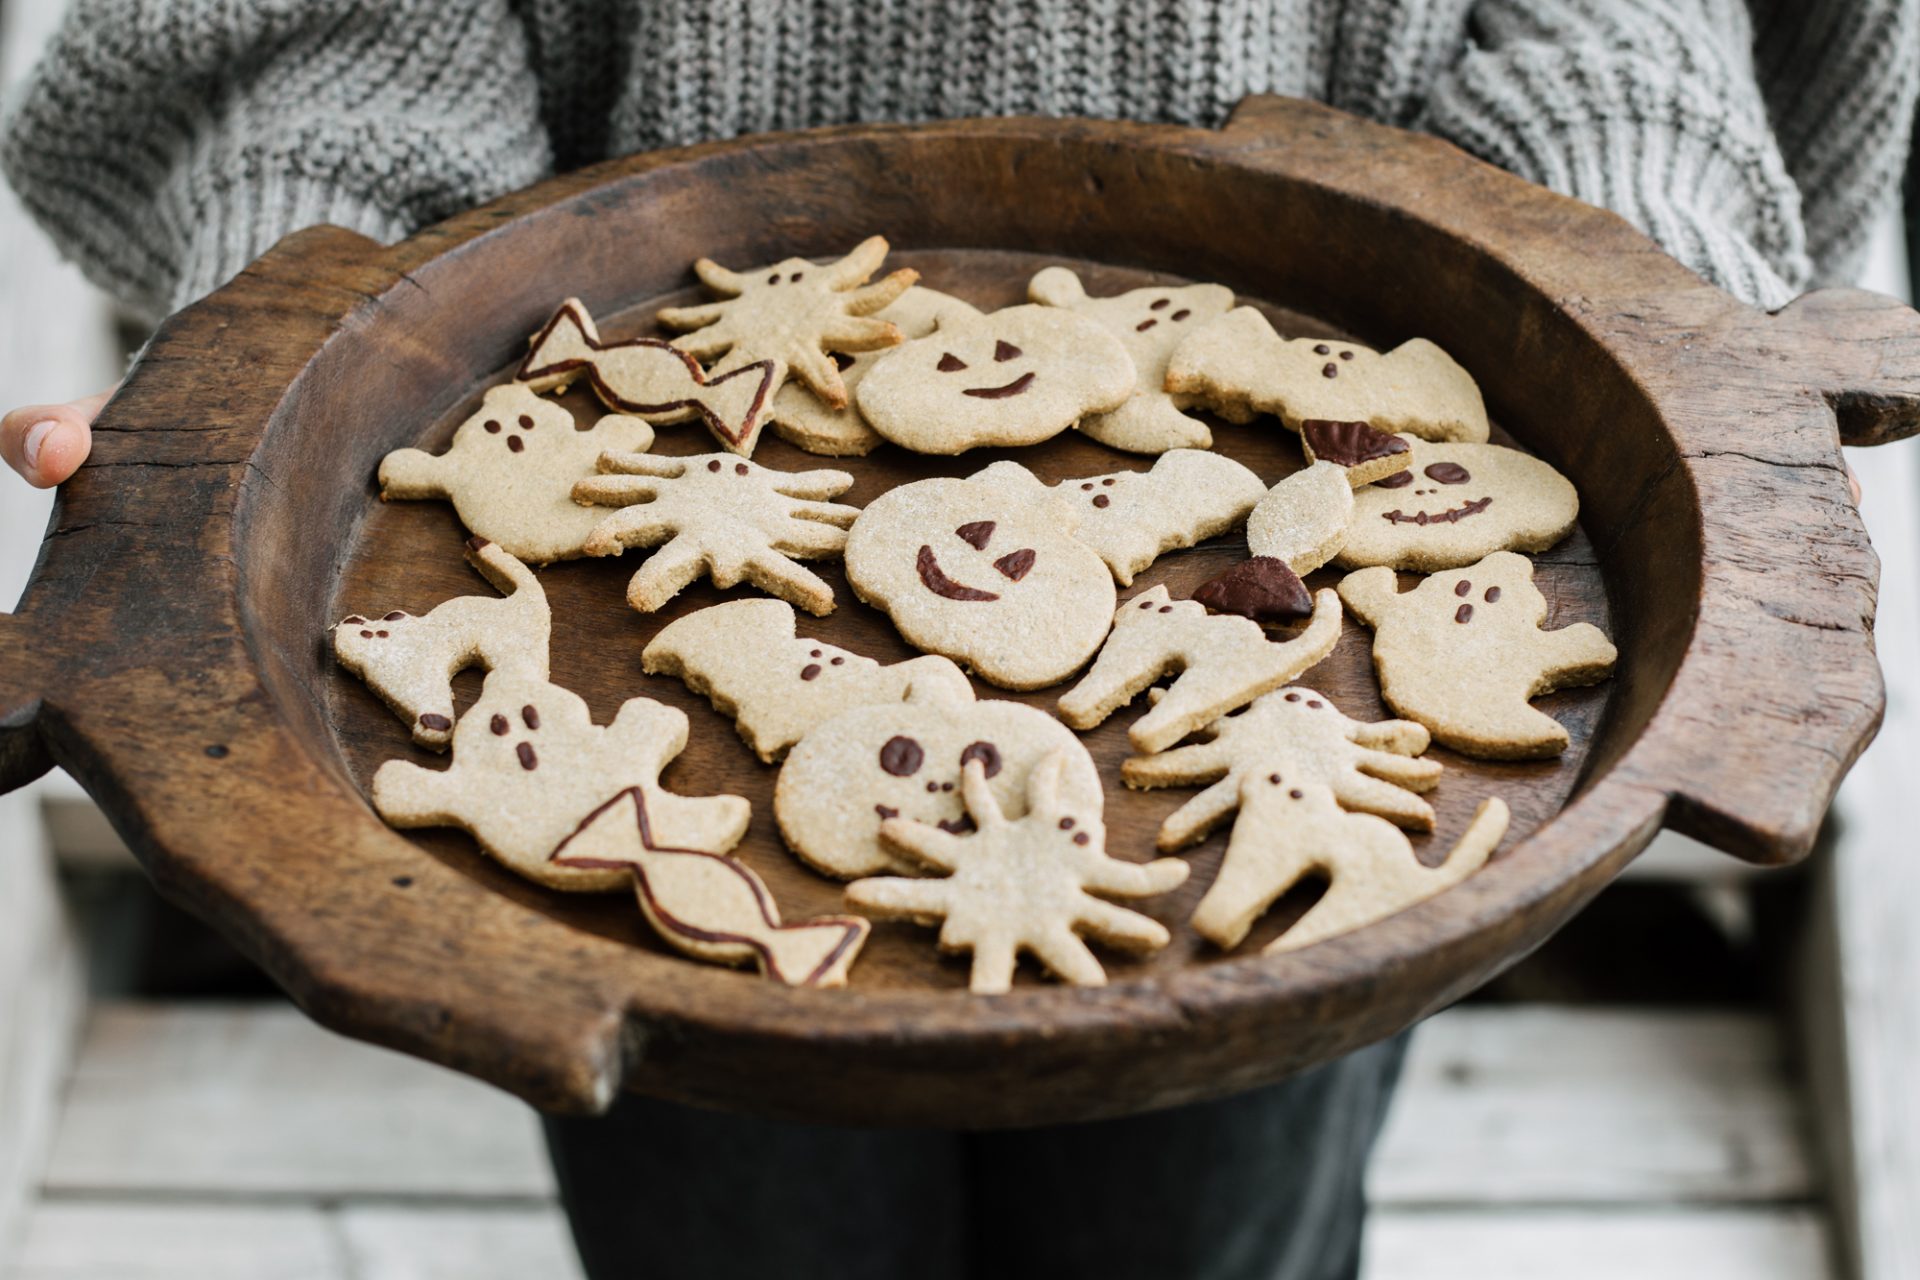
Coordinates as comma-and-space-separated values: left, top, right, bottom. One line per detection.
790, 271, 805, 282
483, 420, 502, 433
521, 704, 540, 730
1426, 462, 1472, 484
490, 714, 510, 735
937, 353, 968, 372
959, 741, 1002, 778
993, 549, 1036, 580
768, 272, 781, 284
993, 340, 1022, 362
956, 520, 995, 550
880, 736, 924, 777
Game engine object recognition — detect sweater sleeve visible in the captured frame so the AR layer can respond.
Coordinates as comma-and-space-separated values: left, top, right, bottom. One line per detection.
1422, 0, 1811, 309
0, 1, 554, 319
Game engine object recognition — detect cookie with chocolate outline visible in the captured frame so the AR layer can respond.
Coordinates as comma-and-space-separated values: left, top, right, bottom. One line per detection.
1165, 307, 1489, 443
1058, 584, 1343, 754
774, 679, 1103, 880
573, 450, 861, 616
517, 298, 780, 456
1122, 684, 1442, 850
372, 670, 750, 894
1027, 267, 1234, 453
378, 383, 655, 564
1051, 449, 1266, 586
1334, 436, 1579, 571
846, 749, 1188, 993
855, 305, 1135, 454
642, 598, 973, 762
843, 460, 1116, 689
1192, 779, 1507, 954
1338, 551, 1617, 759
657, 235, 917, 410
332, 538, 549, 751
769, 286, 982, 456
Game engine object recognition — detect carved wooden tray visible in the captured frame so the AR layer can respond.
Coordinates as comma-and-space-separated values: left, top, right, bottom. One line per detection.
5, 96, 1917, 1126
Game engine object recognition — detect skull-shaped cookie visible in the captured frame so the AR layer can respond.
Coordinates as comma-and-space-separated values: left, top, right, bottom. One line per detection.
774, 680, 1104, 880
843, 460, 1116, 689
855, 305, 1135, 454
1027, 267, 1236, 453
1338, 551, 1617, 759
1334, 436, 1580, 571
378, 383, 656, 564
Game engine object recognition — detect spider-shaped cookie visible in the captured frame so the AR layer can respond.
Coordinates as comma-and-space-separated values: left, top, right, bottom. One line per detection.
658, 236, 917, 410
847, 750, 1189, 993
574, 450, 862, 615
1122, 684, 1442, 851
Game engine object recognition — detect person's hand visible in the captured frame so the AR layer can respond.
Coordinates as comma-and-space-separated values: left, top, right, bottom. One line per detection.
2, 389, 114, 487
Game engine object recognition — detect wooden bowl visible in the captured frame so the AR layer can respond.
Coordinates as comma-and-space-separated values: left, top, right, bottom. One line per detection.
5, 96, 1917, 1126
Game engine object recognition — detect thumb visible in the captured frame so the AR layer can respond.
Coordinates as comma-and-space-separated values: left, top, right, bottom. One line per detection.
2, 388, 114, 488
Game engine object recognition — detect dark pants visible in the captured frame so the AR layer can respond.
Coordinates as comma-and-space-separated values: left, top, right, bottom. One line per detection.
544, 1032, 1410, 1280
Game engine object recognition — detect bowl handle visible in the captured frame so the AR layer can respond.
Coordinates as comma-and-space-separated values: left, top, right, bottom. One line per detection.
1768, 288, 1920, 446
0, 612, 52, 793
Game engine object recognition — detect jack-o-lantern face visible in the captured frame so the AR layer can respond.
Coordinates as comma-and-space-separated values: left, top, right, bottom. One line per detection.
1335, 436, 1580, 571
774, 684, 1104, 879
844, 461, 1117, 690
855, 305, 1135, 453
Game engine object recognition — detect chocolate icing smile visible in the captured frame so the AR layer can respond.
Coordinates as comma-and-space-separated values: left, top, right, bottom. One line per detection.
1383, 497, 1492, 526
963, 371, 1037, 400
916, 545, 1000, 601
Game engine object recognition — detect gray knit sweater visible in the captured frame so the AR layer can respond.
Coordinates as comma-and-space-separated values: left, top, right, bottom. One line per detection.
3, 0, 1915, 320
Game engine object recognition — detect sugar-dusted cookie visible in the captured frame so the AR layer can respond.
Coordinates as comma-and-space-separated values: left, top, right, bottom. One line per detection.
1058, 584, 1343, 754
1191, 779, 1507, 954
1246, 460, 1354, 575
775, 680, 1103, 880
1165, 308, 1489, 443
846, 749, 1188, 993
1339, 551, 1617, 759
573, 450, 861, 615
657, 236, 917, 410
1335, 435, 1580, 571
1051, 450, 1265, 586
854, 305, 1134, 454
1026, 267, 1234, 453
769, 287, 982, 457
1122, 684, 1442, 850
378, 383, 655, 564
516, 298, 780, 456
372, 669, 750, 893
332, 538, 549, 751
843, 460, 1115, 689
642, 598, 973, 762
551, 789, 869, 987
1299, 419, 1412, 487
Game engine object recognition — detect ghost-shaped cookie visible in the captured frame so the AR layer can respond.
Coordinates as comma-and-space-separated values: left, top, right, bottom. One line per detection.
855, 304, 1135, 453
372, 669, 752, 891
1338, 551, 1617, 759
843, 460, 1116, 689
641, 597, 973, 761
1027, 268, 1235, 453
1334, 436, 1580, 571
769, 287, 983, 457
378, 383, 656, 564
774, 679, 1104, 879
1051, 449, 1266, 586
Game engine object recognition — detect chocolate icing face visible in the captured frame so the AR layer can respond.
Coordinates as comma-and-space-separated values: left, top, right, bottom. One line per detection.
1337, 435, 1580, 571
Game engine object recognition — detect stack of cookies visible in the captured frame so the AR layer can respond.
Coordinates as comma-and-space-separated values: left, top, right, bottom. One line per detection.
336, 236, 1616, 994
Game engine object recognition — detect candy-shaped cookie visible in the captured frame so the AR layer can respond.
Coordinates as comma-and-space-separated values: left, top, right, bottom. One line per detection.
573, 451, 861, 615
843, 460, 1116, 689
332, 538, 549, 751
378, 384, 655, 564
1191, 779, 1507, 954
642, 598, 973, 762
1051, 450, 1266, 586
769, 287, 982, 457
1058, 584, 1343, 754
372, 670, 750, 893
1122, 685, 1442, 849
775, 680, 1104, 880
1338, 551, 1617, 759
1027, 267, 1234, 453
846, 749, 1188, 993
516, 298, 780, 456
1165, 308, 1489, 443
1334, 436, 1580, 571
657, 235, 917, 410
855, 305, 1135, 454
